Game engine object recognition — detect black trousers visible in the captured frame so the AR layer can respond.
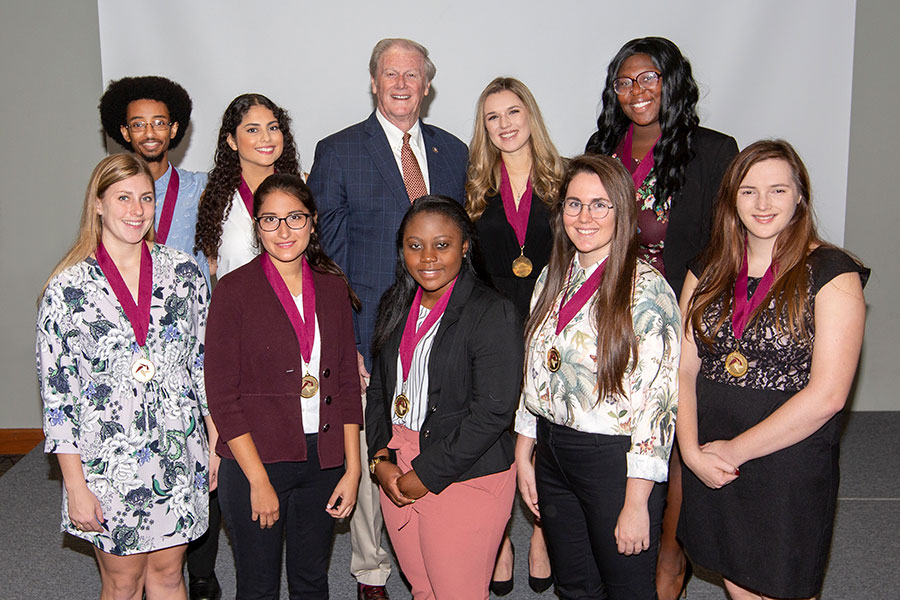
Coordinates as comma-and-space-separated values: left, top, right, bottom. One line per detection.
187, 489, 220, 577
535, 419, 665, 600
218, 435, 344, 600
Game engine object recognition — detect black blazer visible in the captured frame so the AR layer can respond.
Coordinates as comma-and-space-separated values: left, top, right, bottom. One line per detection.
365, 269, 524, 494
474, 193, 553, 319
663, 127, 739, 297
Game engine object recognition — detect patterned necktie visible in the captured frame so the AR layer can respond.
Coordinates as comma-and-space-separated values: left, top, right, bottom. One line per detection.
401, 132, 427, 203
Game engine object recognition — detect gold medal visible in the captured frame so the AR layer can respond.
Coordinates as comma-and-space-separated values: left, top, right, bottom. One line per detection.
131, 357, 155, 383
547, 347, 561, 372
512, 248, 533, 278
725, 350, 749, 378
301, 374, 319, 398
394, 394, 410, 418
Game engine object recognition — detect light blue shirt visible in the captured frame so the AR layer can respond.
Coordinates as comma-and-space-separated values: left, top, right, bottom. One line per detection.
154, 164, 210, 284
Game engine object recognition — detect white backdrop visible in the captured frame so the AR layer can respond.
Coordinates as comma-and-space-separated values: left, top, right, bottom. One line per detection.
98, 0, 856, 244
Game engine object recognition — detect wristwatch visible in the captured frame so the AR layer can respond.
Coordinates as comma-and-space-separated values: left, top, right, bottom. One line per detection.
369, 455, 392, 475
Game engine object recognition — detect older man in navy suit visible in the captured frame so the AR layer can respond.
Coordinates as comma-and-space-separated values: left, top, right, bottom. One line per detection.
307, 38, 468, 600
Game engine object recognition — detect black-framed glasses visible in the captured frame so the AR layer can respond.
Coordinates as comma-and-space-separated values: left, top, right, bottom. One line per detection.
612, 71, 661, 95
563, 199, 614, 219
125, 119, 172, 131
255, 213, 312, 232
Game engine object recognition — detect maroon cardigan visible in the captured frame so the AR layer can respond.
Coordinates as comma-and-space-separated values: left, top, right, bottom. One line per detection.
205, 256, 362, 468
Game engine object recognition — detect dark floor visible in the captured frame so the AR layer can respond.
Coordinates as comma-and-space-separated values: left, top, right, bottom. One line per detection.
0, 454, 24, 477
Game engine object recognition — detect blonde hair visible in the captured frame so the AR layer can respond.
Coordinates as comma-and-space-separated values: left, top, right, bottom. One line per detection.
39, 153, 154, 300
466, 77, 565, 220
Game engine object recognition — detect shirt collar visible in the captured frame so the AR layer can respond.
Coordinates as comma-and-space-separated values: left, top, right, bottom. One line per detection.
375, 109, 422, 150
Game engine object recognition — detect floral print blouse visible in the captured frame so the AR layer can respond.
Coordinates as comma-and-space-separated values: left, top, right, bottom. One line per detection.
36, 244, 211, 555
515, 257, 681, 482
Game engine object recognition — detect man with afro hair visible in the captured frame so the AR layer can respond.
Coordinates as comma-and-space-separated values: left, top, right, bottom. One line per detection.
99, 75, 210, 284
100, 76, 220, 600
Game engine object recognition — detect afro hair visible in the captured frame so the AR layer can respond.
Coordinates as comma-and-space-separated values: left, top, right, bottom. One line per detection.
99, 76, 193, 151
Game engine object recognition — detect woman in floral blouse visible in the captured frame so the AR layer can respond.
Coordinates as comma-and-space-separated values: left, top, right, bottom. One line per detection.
36, 154, 215, 599
514, 154, 680, 600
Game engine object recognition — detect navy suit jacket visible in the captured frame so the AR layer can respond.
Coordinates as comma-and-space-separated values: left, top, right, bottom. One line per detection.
307, 111, 468, 368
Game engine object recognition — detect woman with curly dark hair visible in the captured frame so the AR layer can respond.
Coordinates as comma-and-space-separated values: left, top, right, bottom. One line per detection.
195, 93, 301, 279
585, 37, 738, 599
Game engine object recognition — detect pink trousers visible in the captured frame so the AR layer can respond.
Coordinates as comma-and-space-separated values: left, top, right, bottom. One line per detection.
380, 425, 516, 600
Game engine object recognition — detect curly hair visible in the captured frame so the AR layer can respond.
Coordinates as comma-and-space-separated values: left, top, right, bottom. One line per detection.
99, 76, 193, 151
195, 93, 301, 260
585, 37, 700, 210
524, 154, 640, 402
465, 77, 565, 220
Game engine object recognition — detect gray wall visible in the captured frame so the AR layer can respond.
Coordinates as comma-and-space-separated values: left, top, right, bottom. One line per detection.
844, 0, 900, 411
0, 2, 105, 427
2, 3, 896, 428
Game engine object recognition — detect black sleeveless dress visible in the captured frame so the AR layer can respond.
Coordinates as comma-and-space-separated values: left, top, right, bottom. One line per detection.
678, 247, 869, 598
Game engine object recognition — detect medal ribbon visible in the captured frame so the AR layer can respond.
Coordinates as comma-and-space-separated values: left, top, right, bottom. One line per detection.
238, 175, 254, 216
398, 278, 457, 382
621, 123, 660, 190
154, 166, 180, 244
95, 242, 153, 347
731, 244, 777, 339
555, 259, 606, 335
499, 162, 532, 247
261, 253, 316, 364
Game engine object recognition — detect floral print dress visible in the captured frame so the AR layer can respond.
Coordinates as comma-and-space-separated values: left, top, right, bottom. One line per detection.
36, 244, 211, 555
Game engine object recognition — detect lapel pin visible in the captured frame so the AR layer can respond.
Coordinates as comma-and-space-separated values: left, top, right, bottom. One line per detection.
432, 146, 438, 153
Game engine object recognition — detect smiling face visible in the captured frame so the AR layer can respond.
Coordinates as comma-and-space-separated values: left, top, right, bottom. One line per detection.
256, 189, 313, 269
402, 211, 468, 308
562, 172, 616, 267
227, 104, 284, 172
371, 45, 431, 132
483, 90, 532, 158
95, 174, 155, 250
736, 158, 801, 248
615, 53, 662, 130
120, 99, 177, 164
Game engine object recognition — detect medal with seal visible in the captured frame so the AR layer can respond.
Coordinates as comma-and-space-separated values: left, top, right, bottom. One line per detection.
394, 394, 411, 418
546, 347, 561, 372
301, 372, 319, 398
131, 356, 156, 383
512, 248, 533, 278
724, 349, 749, 378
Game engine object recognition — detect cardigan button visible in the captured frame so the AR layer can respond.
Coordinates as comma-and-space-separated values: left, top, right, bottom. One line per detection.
423, 429, 430, 439
323, 368, 331, 378
324, 395, 332, 405
322, 423, 330, 432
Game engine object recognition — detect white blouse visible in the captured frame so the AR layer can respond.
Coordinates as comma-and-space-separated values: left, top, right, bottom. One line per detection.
216, 191, 259, 279
391, 305, 442, 431
293, 292, 322, 434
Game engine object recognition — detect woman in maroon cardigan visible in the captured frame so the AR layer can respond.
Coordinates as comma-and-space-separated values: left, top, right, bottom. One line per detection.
205, 173, 363, 599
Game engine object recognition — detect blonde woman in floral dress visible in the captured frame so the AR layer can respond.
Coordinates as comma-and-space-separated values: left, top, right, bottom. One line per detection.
36, 154, 215, 599
515, 154, 680, 600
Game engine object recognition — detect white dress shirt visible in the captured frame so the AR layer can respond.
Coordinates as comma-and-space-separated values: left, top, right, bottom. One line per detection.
375, 109, 431, 193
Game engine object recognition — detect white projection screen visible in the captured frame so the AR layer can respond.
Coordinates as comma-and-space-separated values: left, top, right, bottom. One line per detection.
98, 0, 856, 244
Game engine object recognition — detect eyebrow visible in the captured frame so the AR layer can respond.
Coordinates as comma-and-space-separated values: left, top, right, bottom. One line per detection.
128, 115, 167, 121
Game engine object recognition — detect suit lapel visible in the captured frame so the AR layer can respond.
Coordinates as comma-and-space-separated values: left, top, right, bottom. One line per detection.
422, 122, 449, 197
364, 113, 411, 212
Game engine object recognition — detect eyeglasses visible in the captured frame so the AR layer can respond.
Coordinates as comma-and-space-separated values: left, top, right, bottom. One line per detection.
563, 199, 614, 219
255, 213, 312, 232
612, 71, 661, 95
125, 119, 172, 131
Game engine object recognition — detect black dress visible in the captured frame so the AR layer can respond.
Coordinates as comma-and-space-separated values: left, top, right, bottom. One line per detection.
678, 247, 869, 598
474, 193, 552, 319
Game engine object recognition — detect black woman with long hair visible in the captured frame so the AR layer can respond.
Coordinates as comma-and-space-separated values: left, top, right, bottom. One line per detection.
585, 37, 739, 598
